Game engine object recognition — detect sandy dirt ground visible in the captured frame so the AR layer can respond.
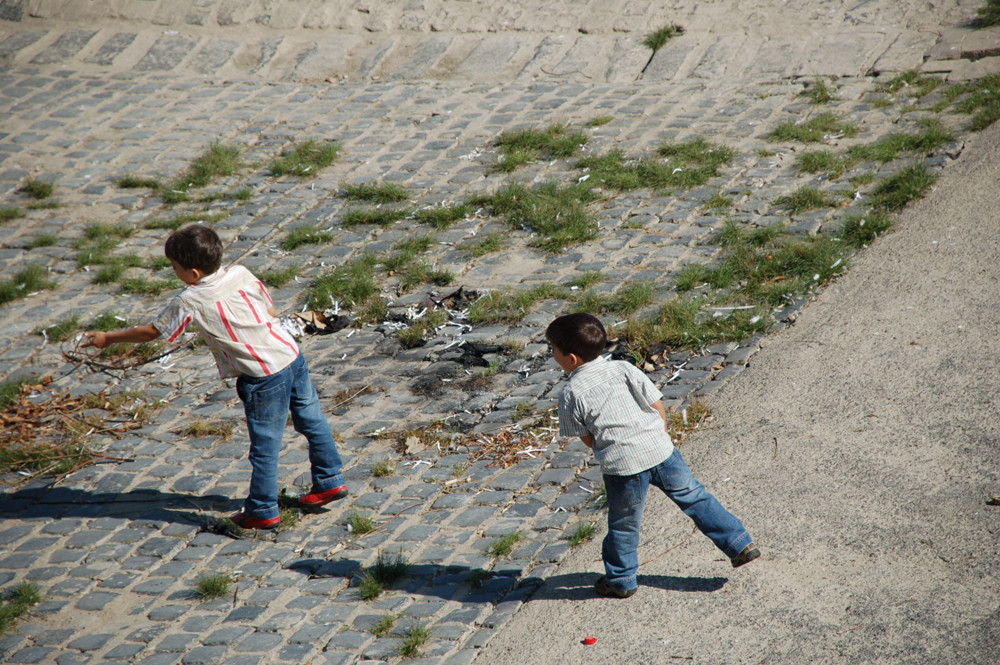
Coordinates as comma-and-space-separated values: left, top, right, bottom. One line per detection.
476, 116, 1000, 665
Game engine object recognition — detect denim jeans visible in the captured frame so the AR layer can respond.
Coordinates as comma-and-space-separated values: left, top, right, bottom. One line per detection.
602, 447, 752, 592
236, 353, 345, 520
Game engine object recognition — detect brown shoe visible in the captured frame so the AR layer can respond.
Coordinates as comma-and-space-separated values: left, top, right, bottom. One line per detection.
594, 576, 637, 598
731, 545, 760, 568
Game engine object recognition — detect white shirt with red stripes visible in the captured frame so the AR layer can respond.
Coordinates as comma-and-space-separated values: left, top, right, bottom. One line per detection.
153, 265, 299, 379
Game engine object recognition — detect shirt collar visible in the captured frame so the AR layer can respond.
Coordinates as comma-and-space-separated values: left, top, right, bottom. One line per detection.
570, 354, 608, 377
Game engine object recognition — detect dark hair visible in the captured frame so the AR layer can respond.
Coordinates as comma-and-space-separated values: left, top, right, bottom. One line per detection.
164, 224, 223, 274
545, 313, 606, 362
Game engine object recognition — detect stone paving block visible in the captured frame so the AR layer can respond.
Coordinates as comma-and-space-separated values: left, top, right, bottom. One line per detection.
6, 647, 57, 664
180, 646, 228, 665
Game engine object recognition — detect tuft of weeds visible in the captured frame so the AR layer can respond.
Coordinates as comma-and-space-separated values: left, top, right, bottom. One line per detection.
579, 138, 734, 192
180, 419, 234, 440
27, 201, 61, 210
642, 24, 684, 53
195, 572, 233, 600
977, 0, 1000, 26
848, 118, 953, 164
358, 552, 410, 600
472, 181, 598, 253
803, 78, 835, 104
586, 115, 614, 127
341, 181, 410, 204
592, 484, 608, 508
465, 569, 491, 588
229, 187, 254, 201
770, 113, 858, 143
415, 202, 472, 230
18, 178, 54, 200
399, 624, 431, 658
797, 150, 844, 176
0, 264, 56, 307
572, 281, 655, 317
867, 164, 936, 213
566, 521, 596, 547
951, 73, 1000, 130
774, 186, 838, 214
162, 142, 241, 203
838, 211, 894, 248
116, 175, 162, 189
569, 271, 603, 289
144, 211, 228, 231
342, 206, 411, 228
306, 252, 380, 310
462, 232, 504, 257
260, 265, 300, 288
0, 207, 25, 223
117, 276, 181, 297
269, 139, 340, 178
876, 70, 942, 98
487, 531, 523, 559
349, 510, 377, 535
147, 256, 173, 271
372, 460, 396, 478
0, 582, 42, 635
469, 283, 570, 325
704, 192, 734, 210
491, 124, 589, 173
281, 225, 335, 251
25, 233, 58, 250
665, 399, 713, 443
511, 401, 533, 422
37, 315, 80, 342
371, 613, 397, 637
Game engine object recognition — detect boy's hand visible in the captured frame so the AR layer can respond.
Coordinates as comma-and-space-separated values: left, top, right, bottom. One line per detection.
81, 332, 109, 349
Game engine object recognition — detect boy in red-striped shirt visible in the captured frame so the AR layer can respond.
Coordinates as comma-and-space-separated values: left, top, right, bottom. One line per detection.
83, 224, 347, 529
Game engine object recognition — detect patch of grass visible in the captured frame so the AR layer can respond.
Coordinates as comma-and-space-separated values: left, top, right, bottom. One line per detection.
349, 510, 377, 535
579, 139, 734, 192
37, 315, 80, 342
774, 186, 837, 214
358, 552, 410, 600
770, 113, 858, 143
196, 572, 233, 600
0, 582, 42, 635
850, 172, 876, 187
18, 178, 54, 200
117, 276, 181, 297
877, 70, 942, 98
144, 211, 228, 231
469, 283, 570, 325
952, 73, 1000, 130
472, 181, 599, 253
116, 175, 162, 189
848, 118, 953, 164
569, 271, 603, 289
0, 264, 56, 306
511, 401, 533, 422
228, 187, 254, 201
27, 201, 60, 210
0, 376, 34, 409
0, 207, 24, 223
371, 613, 397, 636
487, 531, 523, 559
797, 150, 843, 176
491, 124, 589, 173
180, 419, 234, 440
586, 115, 614, 127
89, 311, 128, 331
642, 24, 684, 53
269, 139, 341, 178
260, 265, 300, 288
306, 252, 380, 310
415, 202, 472, 230
867, 164, 936, 213
84, 221, 134, 243
620, 298, 773, 358
665, 399, 713, 442
567, 521, 596, 547
25, 233, 58, 250
803, 78, 835, 104
838, 211, 894, 248
977, 0, 1000, 26
704, 192, 733, 210
462, 232, 504, 257
465, 569, 491, 587
372, 460, 396, 478
163, 142, 241, 203
342, 206, 411, 228
612, 280, 657, 316
399, 624, 431, 658
148, 256, 173, 271
281, 225, 335, 251
341, 181, 410, 204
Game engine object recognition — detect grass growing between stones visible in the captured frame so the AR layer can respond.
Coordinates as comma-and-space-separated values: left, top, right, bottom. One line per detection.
399, 624, 431, 658
36, 315, 81, 342
349, 510, 377, 535
567, 521, 596, 547
950, 73, 1000, 130
372, 460, 396, 478
642, 24, 684, 52
117, 175, 163, 189
488, 532, 523, 559
491, 124, 589, 173
0, 582, 41, 636
25, 233, 58, 250
179, 419, 234, 440
342, 206, 411, 229
415, 202, 472, 230
18, 178, 54, 200
471, 182, 598, 253
196, 573, 233, 600
281, 225, 335, 251
269, 139, 341, 178
770, 113, 859, 143
462, 232, 504, 257
586, 115, 614, 127
0, 206, 24, 223
977, 0, 1000, 26
876, 70, 942, 98
774, 186, 839, 214
803, 78, 835, 104
144, 211, 228, 231
371, 613, 397, 636
162, 142, 241, 203
838, 211, 894, 248
260, 265, 300, 287
342, 181, 410, 203
666, 399, 713, 443
577, 138, 734, 192
0, 264, 55, 307
358, 552, 410, 600
866, 164, 936, 212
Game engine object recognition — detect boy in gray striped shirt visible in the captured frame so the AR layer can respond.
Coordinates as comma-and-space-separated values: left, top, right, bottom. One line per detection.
547, 313, 759, 598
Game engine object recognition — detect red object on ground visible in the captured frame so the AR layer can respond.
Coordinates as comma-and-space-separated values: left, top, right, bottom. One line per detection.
583, 636, 597, 645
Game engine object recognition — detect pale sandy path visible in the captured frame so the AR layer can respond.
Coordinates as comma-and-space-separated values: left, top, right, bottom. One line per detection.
476, 114, 1000, 665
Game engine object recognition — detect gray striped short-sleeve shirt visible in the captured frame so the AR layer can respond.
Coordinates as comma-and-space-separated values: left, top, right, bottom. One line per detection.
557, 355, 674, 476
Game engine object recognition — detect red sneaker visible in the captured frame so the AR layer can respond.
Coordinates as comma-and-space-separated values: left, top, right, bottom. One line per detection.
230, 512, 280, 530
299, 485, 348, 510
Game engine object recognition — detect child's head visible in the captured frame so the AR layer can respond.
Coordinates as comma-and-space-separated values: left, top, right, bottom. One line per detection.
164, 224, 223, 276
545, 313, 606, 364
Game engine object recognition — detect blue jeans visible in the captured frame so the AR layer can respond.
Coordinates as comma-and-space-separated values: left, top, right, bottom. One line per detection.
236, 353, 345, 520
602, 447, 752, 592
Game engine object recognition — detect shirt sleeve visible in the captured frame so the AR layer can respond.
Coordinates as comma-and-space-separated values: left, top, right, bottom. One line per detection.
152, 293, 193, 343
624, 363, 662, 407
557, 388, 591, 439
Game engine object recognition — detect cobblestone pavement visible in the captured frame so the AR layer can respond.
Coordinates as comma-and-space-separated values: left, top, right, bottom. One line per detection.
0, 2, 998, 664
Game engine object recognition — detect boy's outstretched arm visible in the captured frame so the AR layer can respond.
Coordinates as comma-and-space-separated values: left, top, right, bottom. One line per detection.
82, 324, 161, 349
